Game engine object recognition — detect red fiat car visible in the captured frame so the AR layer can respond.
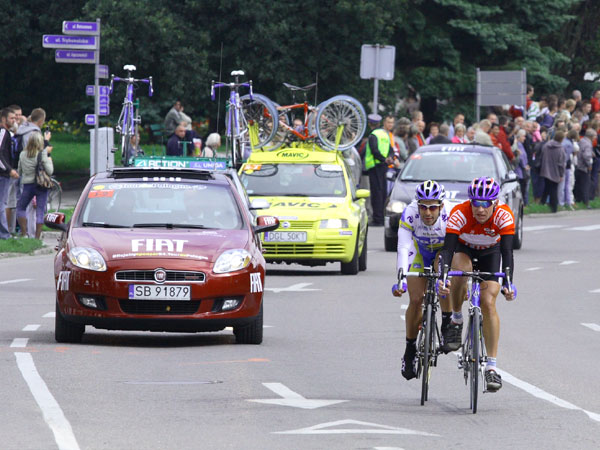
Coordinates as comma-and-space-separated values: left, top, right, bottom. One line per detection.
45, 167, 278, 344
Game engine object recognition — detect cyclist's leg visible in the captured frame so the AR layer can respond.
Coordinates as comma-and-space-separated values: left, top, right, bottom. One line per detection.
433, 250, 452, 331
442, 249, 472, 351
402, 244, 422, 380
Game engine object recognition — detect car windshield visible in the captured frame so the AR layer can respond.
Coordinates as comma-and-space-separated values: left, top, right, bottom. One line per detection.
78, 181, 244, 229
240, 163, 347, 197
400, 151, 497, 182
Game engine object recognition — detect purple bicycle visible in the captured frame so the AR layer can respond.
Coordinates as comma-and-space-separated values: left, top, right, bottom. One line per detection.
211, 70, 277, 166
110, 64, 153, 166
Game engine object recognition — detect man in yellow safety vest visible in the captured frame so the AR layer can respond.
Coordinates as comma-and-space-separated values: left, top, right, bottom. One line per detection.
364, 113, 393, 226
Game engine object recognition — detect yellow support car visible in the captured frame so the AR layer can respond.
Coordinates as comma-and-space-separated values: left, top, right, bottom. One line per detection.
239, 143, 370, 274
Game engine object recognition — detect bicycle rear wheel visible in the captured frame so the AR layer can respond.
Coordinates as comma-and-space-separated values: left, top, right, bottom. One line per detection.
262, 104, 289, 151
470, 313, 480, 414
47, 179, 62, 212
240, 93, 278, 148
420, 302, 433, 405
315, 95, 366, 150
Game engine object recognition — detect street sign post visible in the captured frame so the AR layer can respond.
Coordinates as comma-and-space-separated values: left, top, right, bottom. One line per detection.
99, 105, 109, 116
62, 21, 100, 36
54, 50, 96, 64
98, 95, 109, 105
86, 85, 95, 96
43, 35, 97, 50
360, 44, 396, 114
96, 64, 109, 79
85, 114, 97, 126
475, 68, 527, 122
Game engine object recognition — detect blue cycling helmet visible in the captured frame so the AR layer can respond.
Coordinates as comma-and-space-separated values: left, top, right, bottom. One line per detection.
415, 180, 445, 201
468, 177, 500, 201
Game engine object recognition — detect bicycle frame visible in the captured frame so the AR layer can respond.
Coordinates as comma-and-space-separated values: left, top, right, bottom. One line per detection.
276, 102, 317, 140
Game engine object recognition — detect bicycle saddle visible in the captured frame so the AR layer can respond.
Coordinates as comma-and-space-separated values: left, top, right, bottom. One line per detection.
123, 64, 136, 72
231, 70, 245, 76
283, 82, 317, 92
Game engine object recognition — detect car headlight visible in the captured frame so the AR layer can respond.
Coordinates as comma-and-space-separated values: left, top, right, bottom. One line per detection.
319, 219, 349, 229
68, 247, 107, 272
386, 201, 407, 214
213, 249, 251, 274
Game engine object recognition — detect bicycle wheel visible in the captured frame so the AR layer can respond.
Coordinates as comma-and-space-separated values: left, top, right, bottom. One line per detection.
315, 95, 366, 150
240, 93, 278, 148
470, 312, 480, 414
420, 302, 433, 406
262, 104, 289, 151
47, 179, 62, 212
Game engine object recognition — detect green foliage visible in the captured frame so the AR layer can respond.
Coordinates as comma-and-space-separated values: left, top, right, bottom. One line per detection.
0, 237, 44, 254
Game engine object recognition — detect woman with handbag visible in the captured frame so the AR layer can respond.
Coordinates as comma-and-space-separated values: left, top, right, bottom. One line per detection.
16, 132, 53, 239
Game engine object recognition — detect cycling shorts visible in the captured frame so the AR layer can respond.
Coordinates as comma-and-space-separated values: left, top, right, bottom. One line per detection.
455, 242, 501, 282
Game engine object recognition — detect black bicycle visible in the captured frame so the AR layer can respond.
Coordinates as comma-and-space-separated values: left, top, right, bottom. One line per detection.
399, 267, 443, 405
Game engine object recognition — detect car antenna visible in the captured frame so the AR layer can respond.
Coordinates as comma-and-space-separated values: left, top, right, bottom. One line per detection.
216, 42, 224, 135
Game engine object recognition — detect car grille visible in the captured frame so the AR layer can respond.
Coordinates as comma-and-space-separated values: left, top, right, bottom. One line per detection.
262, 243, 346, 255
280, 220, 314, 230
115, 270, 205, 283
119, 300, 200, 315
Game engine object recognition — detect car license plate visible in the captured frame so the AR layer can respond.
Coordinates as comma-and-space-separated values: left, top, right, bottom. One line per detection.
265, 231, 307, 242
128, 285, 191, 300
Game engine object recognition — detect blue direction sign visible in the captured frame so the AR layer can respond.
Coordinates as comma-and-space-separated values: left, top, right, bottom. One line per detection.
98, 86, 109, 96
99, 95, 109, 105
96, 64, 109, 79
99, 105, 109, 116
86, 85, 95, 96
43, 35, 97, 50
63, 21, 100, 36
55, 50, 96, 64
85, 114, 97, 126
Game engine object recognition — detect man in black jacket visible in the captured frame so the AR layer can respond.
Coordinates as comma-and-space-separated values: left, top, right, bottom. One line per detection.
0, 108, 19, 239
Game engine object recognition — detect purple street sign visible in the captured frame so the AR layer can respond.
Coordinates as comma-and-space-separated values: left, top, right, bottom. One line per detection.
99, 95, 109, 105
55, 50, 96, 64
86, 85, 95, 96
98, 86, 109, 96
43, 35, 97, 50
63, 21, 100, 36
96, 64, 109, 79
99, 105, 109, 116
85, 114, 97, 126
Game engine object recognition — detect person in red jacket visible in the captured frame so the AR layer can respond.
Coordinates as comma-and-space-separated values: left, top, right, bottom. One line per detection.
590, 89, 600, 113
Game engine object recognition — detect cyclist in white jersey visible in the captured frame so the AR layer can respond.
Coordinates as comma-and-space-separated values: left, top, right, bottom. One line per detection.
392, 180, 453, 380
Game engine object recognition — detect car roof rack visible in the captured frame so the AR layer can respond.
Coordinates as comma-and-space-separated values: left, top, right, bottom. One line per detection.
109, 167, 215, 180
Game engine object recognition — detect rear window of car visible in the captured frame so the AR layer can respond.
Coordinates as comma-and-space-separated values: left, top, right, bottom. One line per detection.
77, 181, 244, 229
240, 163, 347, 197
400, 151, 497, 182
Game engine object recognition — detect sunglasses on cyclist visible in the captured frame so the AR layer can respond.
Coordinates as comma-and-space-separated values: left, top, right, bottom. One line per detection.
417, 202, 442, 211
471, 199, 494, 208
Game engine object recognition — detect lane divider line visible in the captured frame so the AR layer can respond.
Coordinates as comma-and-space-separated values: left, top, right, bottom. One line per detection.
559, 260, 579, 266
43, 312, 55, 318
11, 338, 29, 348
0, 278, 33, 285
525, 267, 542, 271
581, 323, 600, 332
23, 324, 41, 331
497, 368, 600, 423
15, 352, 80, 450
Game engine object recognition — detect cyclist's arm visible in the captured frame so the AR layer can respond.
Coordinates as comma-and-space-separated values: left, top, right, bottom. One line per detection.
368, 134, 386, 163
438, 232, 458, 273
500, 234, 514, 284
396, 225, 413, 275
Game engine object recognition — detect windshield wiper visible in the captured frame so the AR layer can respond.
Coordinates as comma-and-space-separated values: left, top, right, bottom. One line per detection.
132, 223, 209, 229
82, 222, 129, 228
435, 178, 470, 183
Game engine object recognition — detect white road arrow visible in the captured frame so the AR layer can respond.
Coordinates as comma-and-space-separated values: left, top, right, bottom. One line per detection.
248, 382, 346, 409
265, 283, 321, 293
273, 419, 439, 435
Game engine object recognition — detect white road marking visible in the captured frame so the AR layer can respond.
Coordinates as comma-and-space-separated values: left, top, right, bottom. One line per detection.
582, 323, 600, 332
23, 324, 41, 331
43, 312, 55, 318
11, 338, 29, 348
590, 289, 600, 293
401, 315, 406, 321
497, 368, 600, 423
123, 380, 222, 385
523, 225, 564, 232
525, 267, 542, 271
248, 382, 347, 409
566, 224, 600, 231
15, 352, 80, 450
559, 260, 579, 265
273, 419, 438, 435
400, 304, 408, 310
0, 278, 33, 285
375, 448, 406, 450
265, 283, 321, 293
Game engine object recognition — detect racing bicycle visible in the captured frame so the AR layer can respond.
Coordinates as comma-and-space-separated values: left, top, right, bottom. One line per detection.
211, 70, 278, 167
397, 267, 443, 405
47, 177, 62, 212
110, 65, 153, 167
443, 264, 512, 414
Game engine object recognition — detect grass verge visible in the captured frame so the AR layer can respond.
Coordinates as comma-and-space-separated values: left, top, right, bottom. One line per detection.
524, 196, 600, 214
0, 237, 43, 254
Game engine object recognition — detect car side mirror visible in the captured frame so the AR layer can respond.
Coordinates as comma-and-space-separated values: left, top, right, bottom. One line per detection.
44, 212, 68, 232
504, 171, 518, 183
386, 171, 397, 182
249, 199, 271, 210
254, 215, 279, 234
355, 189, 370, 199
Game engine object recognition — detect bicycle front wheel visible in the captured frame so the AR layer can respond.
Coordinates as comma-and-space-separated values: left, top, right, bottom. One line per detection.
420, 302, 433, 406
470, 313, 480, 414
240, 93, 278, 148
262, 103, 289, 151
47, 179, 62, 212
315, 95, 366, 150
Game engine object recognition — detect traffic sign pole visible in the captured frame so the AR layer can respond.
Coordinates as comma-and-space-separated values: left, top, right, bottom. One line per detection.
94, 18, 100, 176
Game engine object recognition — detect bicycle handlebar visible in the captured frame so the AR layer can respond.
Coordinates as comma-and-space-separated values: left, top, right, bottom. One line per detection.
110, 74, 153, 97
211, 80, 253, 101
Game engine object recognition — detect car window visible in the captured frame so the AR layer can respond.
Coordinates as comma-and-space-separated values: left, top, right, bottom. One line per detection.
240, 163, 347, 197
79, 182, 244, 229
400, 151, 498, 182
